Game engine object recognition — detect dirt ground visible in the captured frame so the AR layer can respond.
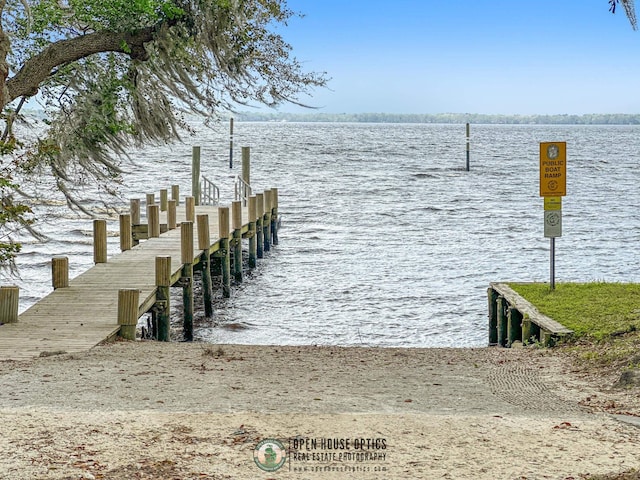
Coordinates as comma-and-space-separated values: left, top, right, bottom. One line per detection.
0, 341, 639, 479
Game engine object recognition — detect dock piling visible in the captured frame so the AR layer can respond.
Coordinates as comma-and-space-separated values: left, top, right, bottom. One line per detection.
93, 219, 107, 264
119, 214, 133, 252
167, 200, 177, 230
171, 185, 180, 206
197, 214, 214, 318
192, 146, 201, 205
496, 296, 507, 347
160, 189, 168, 212
232, 200, 243, 283
52, 257, 69, 289
218, 206, 231, 298
185, 196, 195, 223
146, 193, 155, 206
263, 190, 272, 252
0, 286, 19, 324
248, 195, 257, 268
148, 205, 160, 238
181, 221, 194, 341
117, 289, 139, 340
155, 256, 171, 341
487, 288, 498, 345
256, 193, 264, 259
270, 187, 279, 246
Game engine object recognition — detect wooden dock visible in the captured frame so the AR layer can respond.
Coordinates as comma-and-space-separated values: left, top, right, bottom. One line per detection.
0, 185, 279, 361
488, 282, 573, 347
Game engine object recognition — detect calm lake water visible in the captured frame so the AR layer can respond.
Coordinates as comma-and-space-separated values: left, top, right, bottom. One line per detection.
7, 123, 640, 347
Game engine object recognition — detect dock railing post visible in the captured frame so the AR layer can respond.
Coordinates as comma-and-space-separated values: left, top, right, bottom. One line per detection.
130, 199, 141, 246
256, 193, 264, 259
263, 190, 272, 252
167, 200, 177, 230
0, 286, 19, 324
148, 204, 160, 238
248, 195, 257, 268
232, 200, 243, 283
197, 214, 214, 318
93, 219, 107, 264
218, 206, 231, 298
155, 256, 171, 341
171, 185, 180, 206
119, 214, 132, 252
185, 196, 195, 223
52, 257, 69, 289
270, 187, 279, 246
146, 193, 155, 207
160, 189, 168, 212
117, 289, 139, 340
181, 221, 194, 341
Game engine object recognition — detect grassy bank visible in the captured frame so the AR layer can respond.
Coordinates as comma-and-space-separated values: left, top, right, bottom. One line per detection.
508, 282, 640, 368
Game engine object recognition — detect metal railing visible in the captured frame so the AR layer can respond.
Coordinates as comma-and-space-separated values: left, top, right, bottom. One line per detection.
234, 176, 252, 206
200, 175, 220, 205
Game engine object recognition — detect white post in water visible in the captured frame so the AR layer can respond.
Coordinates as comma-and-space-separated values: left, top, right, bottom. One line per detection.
465, 122, 470, 171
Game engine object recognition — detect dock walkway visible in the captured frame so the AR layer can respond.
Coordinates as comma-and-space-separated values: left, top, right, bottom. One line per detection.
0, 188, 278, 361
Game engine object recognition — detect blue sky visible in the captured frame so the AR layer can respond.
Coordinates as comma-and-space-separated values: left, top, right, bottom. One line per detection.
271, 1, 640, 114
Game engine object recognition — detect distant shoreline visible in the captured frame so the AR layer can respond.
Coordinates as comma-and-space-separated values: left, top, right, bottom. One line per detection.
233, 111, 640, 125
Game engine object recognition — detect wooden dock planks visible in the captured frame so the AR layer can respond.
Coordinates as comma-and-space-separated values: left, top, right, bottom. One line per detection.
0, 205, 253, 361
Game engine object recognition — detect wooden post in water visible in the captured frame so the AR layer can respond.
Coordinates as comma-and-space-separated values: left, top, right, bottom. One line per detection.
0, 286, 19, 324
93, 219, 107, 264
119, 214, 132, 252
148, 205, 160, 238
155, 256, 171, 342
171, 185, 180, 206
160, 189, 168, 212
229, 118, 234, 169
263, 189, 272, 252
232, 201, 243, 282
146, 193, 155, 207
181, 221, 194, 341
52, 257, 69, 289
256, 193, 264, 259
218, 206, 231, 298
197, 214, 214, 318
270, 187, 279, 246
167, 200, 177, 230
185, 196, 195, 223
465, 122, 470, 171
192, 146, 201, 206
117, 289, 139, 340
242, 146, 250, 184
248, 195, 257, 268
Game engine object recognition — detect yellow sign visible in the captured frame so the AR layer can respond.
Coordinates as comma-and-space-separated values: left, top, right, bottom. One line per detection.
540, 142, 566, 197
544, 196, 562, 211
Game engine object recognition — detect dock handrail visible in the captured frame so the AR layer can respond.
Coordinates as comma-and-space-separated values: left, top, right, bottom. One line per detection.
200, 176, 220, 205
234, 175, 252, 206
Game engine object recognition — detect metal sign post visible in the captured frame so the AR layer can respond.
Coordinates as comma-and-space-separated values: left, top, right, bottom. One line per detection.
540, 142, 566, 290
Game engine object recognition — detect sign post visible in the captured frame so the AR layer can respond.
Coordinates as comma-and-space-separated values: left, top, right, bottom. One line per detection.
540, 142, 566, 290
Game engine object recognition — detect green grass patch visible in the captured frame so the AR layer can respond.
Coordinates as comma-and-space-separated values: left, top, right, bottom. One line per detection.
507, 282, 640, 340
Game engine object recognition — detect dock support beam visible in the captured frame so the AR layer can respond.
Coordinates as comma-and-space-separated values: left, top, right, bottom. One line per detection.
487, 288, 498, 345
232, 200, 243, 283
118, 289, 139, 340
0, 286, 19, 324
248, 195, 257, 269
181, 221, 194, 341
219, 206, 231, 298
155, 256, 171, 341
197, 214, 214, 318
507, 307, 522, 346
496, 296, 508, 347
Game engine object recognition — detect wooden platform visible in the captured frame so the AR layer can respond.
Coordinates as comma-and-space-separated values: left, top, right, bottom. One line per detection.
0, 204, 256, 361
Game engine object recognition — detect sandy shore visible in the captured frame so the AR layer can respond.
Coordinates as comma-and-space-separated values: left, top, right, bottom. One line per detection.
0, 341, 639, 479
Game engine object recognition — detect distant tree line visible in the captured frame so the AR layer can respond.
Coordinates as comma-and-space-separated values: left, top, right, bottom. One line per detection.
234, 112, 640, 125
